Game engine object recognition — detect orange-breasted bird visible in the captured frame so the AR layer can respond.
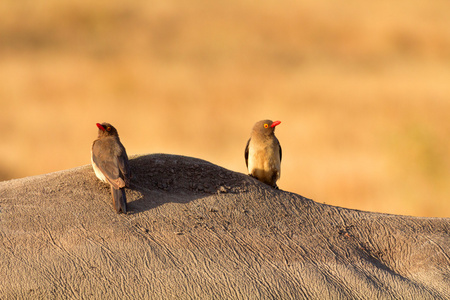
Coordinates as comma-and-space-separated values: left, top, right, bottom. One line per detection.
245, 120, 282, 188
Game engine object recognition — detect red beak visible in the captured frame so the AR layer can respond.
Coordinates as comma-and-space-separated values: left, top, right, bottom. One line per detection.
271, 120, 281, 127
96, 123, 105, 131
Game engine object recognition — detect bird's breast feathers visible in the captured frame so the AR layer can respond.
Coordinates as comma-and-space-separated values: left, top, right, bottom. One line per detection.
247, 139, 281, 174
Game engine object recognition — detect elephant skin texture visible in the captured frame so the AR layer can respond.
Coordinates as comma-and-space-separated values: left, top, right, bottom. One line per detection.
0, 154, 449, 299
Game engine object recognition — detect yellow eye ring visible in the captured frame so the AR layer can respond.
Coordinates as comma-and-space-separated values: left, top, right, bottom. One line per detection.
107, 126, 111, 131
264, 124, 269, 128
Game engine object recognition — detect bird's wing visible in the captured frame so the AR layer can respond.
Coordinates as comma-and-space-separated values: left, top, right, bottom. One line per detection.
244, 138, 250, 168
92, 139, 126, 189
117, 144, 131, 186
279, 143, 282, 162
274, 136, 282, 163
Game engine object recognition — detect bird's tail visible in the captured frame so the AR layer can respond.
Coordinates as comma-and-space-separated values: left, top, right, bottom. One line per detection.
111, 187, 127, 214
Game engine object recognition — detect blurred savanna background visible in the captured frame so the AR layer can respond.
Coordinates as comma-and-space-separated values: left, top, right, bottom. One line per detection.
1, 0, 449, 217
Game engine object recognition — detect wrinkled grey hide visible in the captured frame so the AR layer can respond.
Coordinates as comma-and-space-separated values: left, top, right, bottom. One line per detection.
0, 154, 449, 299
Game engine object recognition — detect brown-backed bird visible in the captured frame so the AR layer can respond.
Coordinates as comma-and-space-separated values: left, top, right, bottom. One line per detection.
91, 122, 131, 213
245, 120, 282, 188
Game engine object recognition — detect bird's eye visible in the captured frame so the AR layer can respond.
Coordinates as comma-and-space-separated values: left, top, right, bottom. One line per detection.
264, 124, 269, 128
106, 126, 111, 131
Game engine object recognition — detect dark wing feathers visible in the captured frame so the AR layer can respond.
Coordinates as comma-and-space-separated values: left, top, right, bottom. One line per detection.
279, 142, 282, 162
92, 137, 129, 189
117, 144, 131, 186
244, 138, 250, 168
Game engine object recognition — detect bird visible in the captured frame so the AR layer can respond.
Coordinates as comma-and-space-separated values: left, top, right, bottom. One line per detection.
91, 122, 131, 213
245, 120, 282, 188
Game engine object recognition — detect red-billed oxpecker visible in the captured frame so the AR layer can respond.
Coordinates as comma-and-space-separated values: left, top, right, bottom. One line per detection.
91, 122, 131, 213
245, 120, 282, 188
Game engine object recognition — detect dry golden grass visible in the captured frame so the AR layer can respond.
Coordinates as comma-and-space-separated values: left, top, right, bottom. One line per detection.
1, 0, 449, 217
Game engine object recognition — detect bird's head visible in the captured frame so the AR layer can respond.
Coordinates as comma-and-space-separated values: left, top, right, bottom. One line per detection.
96, 122, 119, 137
252, 119, 281, 136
